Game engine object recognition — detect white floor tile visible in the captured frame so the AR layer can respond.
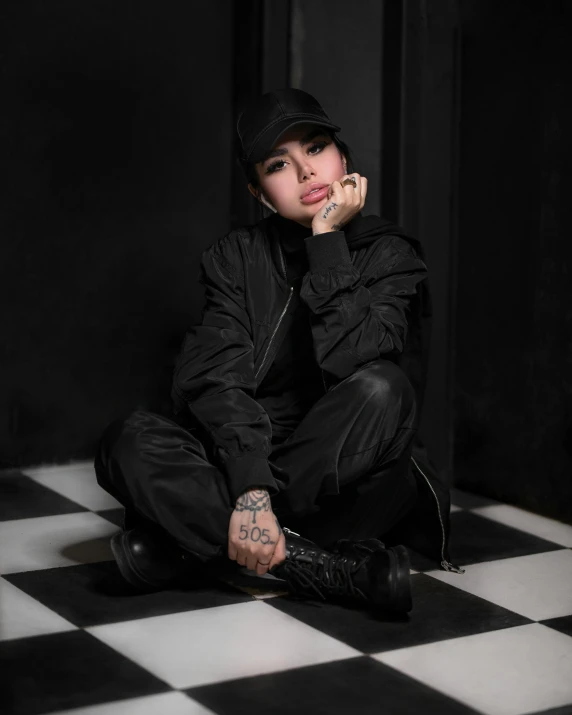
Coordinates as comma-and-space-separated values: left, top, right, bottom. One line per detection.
48, 692, 215, 715
472, 504, 572, 548
427, 549, 572, 621
251, 591, 289, 600
25, 461, 121, 511
0, 512, 117, 575
88, 600, 360, 689
0, 578, 76, 640
375, 624, 572, 715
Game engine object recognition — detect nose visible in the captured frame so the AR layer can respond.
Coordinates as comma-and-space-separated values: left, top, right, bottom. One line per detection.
297, 158, 316, 181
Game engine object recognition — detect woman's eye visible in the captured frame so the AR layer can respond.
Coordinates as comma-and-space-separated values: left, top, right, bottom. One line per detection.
308, 141, 328, 155
266, 159, 287, 174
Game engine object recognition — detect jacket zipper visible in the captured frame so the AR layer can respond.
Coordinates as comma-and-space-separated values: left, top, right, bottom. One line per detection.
410, 456, 465, 574
254, 241, 294, 381
278, 239, 329, 394
255, 286, 293, 380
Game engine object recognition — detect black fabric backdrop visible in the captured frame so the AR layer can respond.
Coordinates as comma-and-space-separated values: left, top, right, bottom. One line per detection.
1, 1, 233, 465
1, 0, 570, 525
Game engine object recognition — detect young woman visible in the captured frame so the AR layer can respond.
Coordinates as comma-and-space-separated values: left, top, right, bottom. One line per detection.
95, 89, 463, 614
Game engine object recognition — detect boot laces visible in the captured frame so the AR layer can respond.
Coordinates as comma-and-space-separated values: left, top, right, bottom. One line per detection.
280, 548, 369, 601
334, 538, 385, 559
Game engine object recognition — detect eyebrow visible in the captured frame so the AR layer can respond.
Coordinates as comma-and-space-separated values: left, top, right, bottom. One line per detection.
260, 128, 328, 163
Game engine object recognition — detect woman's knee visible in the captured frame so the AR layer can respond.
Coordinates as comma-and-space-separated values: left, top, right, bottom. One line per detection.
348, 360, 416, 409
95, 410, 159, 475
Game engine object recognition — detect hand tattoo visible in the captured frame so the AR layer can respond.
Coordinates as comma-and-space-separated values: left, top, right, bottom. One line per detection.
234, 489, 271, 524
321, 202, 338, 221
238, 525, 276, 545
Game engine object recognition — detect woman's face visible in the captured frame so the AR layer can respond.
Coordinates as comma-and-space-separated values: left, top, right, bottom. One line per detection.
250, 123, 347, 228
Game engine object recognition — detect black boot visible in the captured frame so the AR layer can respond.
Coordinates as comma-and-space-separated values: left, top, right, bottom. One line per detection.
332, 537, 389, 558
270, 528, 413, 613
110, 527, 207, 592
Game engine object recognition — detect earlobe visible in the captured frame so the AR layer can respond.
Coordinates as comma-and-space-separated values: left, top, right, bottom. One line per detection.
248, 183, 276, 213
261, 195, 277, 213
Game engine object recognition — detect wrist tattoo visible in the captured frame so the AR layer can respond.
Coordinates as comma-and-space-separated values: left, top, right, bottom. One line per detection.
321, 202, 338, 221
332, 223, 343, 231
234, 489, 271, 524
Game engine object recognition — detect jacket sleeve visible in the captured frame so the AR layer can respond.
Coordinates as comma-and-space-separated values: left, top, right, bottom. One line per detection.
171, 236, 277, 503
301, 230, 428, 382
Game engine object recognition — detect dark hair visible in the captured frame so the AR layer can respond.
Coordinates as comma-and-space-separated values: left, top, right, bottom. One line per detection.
240, 130, 355, 193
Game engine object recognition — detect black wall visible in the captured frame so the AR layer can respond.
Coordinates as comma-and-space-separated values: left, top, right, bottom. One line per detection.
290, 0, 383, 218
454, 0, 572, 523
1, 0, 401, 470
1, 1, 233, 466
4, 1, 569, 526
0, 0, 469, 485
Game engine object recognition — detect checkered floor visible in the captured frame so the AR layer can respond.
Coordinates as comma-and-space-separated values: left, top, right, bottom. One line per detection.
2, 463, 572, 715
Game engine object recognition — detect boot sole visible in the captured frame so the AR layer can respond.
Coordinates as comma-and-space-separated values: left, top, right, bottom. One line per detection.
110, 532, 164, 592
377, 545, 413, 613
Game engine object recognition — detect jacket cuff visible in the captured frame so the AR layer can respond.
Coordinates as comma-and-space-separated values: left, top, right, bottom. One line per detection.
304, 231, 351, 271
224, 455, 279, 504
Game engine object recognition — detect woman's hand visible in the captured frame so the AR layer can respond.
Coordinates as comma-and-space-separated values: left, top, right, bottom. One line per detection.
311, 173, 368, 235
228, 488, 286, 575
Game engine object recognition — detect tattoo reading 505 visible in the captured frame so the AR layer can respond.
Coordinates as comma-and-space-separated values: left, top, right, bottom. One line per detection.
238, 525, 276, 545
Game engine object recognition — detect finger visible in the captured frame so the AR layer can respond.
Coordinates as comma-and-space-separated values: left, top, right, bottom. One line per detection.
339, 172, 360, 184
252, 545, 275, 574
255, 558, 271, 576
235, 549, 247, 567
341, 174, 361, 207
339, 173, 360, 190
360, 176, 368, 209
328, 180, 344, 201
327, 182, 351, 215
268, 533, 287, 571
351, 176, 362, 206
268, 543, 285, 571
245, 551, 259, 572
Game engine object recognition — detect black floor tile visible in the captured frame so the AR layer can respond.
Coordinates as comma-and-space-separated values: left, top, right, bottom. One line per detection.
450, 487, 499, 509
413, 511, 563, 570
0, 472, 86, 521
6, 560, 254, 627
540, 615, 572, 638
266, 573, 531, 653
187, 656, 479, 715
2, 630, 171, 715
407, 548, 445, 571
96, 507, 125, 527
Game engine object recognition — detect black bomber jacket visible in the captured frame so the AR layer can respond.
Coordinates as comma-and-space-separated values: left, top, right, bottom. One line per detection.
172, 212, 464, 573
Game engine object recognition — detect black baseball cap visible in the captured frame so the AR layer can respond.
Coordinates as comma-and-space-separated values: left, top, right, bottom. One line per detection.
237, 88, 341, 166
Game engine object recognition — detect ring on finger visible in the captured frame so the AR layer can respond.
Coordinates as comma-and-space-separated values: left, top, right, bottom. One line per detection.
341, 177, 357, 188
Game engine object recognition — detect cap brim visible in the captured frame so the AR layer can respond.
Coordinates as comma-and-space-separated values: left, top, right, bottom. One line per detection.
248, 116, 342, 165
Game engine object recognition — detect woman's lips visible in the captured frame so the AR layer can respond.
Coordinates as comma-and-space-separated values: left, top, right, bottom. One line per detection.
300, 185, 330, 205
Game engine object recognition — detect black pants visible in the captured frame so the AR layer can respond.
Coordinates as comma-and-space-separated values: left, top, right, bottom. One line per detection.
94, 359, 419, 564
